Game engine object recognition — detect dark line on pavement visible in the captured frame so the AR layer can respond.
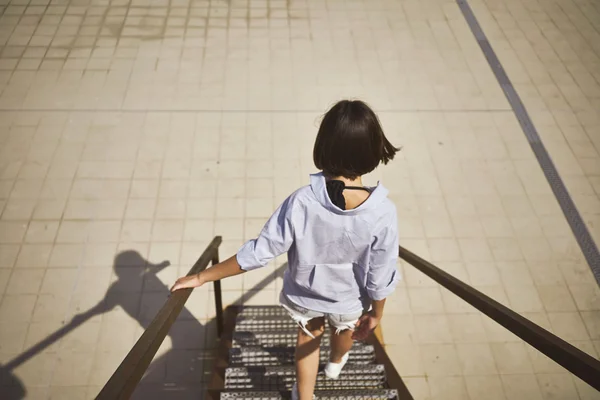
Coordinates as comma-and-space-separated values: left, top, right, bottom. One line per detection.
456, 0, 600, 286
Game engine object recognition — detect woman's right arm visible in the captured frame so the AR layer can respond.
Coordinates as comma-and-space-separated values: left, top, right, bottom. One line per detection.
171, 194, 297, 292
170, 255, 245, 292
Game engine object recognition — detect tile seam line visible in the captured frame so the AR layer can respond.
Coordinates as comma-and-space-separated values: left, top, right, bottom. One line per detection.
0, 108, 514, 113
456, 0, 600, 287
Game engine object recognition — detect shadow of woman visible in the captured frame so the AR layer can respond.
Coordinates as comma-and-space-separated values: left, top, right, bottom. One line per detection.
0, 250, 215, 400
107, 251, 217, 399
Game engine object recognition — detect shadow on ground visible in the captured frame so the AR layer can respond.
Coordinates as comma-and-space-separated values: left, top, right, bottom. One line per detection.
0, 250, 286, 399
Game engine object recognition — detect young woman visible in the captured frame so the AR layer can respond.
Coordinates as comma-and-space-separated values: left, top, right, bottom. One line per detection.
172, 100, 400, 400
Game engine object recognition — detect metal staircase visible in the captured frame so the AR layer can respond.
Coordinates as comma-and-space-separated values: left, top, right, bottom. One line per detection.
211, 306, 405, 400
96, 238, 600, 399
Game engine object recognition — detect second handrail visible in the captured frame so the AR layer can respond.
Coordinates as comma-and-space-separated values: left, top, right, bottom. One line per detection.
398, 245, 600, 391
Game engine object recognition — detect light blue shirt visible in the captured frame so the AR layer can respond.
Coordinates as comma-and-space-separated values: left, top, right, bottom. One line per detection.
236, 172, 400, 314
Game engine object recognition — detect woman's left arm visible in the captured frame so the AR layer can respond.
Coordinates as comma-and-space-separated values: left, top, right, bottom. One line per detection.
170, 255, 245, 292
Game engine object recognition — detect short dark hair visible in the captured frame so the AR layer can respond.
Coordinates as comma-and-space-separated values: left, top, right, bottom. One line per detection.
313, 100, 399, 180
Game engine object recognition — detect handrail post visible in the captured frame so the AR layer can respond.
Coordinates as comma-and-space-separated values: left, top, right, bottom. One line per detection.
212, 248, 224, 338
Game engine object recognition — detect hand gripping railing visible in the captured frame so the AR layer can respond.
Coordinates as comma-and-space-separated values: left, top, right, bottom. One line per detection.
96, 236, 224, 400
398, 245, 600, 391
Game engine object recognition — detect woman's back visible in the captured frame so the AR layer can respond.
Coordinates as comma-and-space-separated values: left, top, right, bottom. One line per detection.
237, 172, 399, 314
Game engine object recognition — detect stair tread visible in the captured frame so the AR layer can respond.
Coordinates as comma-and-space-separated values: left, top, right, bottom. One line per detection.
226, 365, 385, 373
234, 316, 323, 333
219, 389, 399, 400
236, 306, 289, 317
231, 344, 374, 353
232, 331, 324, 347
224, 365, 387, 390
229, 345, 376, 366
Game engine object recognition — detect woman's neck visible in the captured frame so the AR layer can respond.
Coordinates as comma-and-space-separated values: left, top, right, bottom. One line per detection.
329, 175, 363, 187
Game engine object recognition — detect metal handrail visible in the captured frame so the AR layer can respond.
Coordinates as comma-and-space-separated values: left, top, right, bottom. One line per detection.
398, 245, 600, 391
96, 236, 224, 400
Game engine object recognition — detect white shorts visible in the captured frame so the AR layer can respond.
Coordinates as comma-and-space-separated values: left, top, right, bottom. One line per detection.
279, 292, 364, 338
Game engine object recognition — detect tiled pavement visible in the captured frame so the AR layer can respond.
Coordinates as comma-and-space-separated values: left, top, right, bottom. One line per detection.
0, 0, 599, 399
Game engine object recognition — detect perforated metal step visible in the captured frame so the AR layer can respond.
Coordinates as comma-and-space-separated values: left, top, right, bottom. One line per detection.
219, 389, 400, 400
224, 365, 387, 390
235, 316, 313, 332
237, 306, 289, 318
232, 331, 302, 348
232, 331, 369, 349
229, 344, 376, 366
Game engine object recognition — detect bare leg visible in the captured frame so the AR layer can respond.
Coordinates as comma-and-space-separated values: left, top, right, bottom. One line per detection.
329, 326, 354, 363
295, 317, 325, 400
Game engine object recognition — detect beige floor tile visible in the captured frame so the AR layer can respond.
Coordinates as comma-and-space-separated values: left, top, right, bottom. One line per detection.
0, 244, 20, 268
0, 322, 28, 353
501, 374, 544, 400
24, 321, 65, 354
548, 312, 591, 341
428, 376, 469, 400
48, 385, 89, 400
13, 352, 57, 388
88, 351, 125, 386
465, 262, 502, 286
15, 244, 53, 268
51, 351, 95, 386
383, 289, 412, 315
537, 284, 578, 312
0, 221, 28, 243
59, 320, 101, 353
0, 294, 37, 322
465, 375, 507, 400
0, 268, 11, 296
125, 198, 156, 219
48, 244, 84, 268
403, 377, 431, 400
414, 314, 453, 344
24, 220, 59, 243
6, 268, 45, 294
505, 285, 544, 313
448, 314, 488, 343
440, 287, 481, 314
491, 342, 534, 374
428, 239, 462, 262
581, 312, 600, 340
39, 267, 78, 295
536, 374, 579, 400
569, 285, 600, 311
387, 344, 424, 377
574, 376, 600, 400
408, 287, 445, 314
32, 294, 70, 322
456, 342, 498, 375
528, 262, 566, 286
81, 243, 117, 268
381, 315, 416, 345
420, 344, 461, 377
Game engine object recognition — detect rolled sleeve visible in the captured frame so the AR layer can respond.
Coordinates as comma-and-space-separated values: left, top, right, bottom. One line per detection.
236, 197, 295, 271
366, 215, 400, 300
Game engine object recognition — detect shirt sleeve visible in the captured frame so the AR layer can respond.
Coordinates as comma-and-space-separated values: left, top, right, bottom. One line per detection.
366, 210, 400, 301
236, 196, 295, 271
